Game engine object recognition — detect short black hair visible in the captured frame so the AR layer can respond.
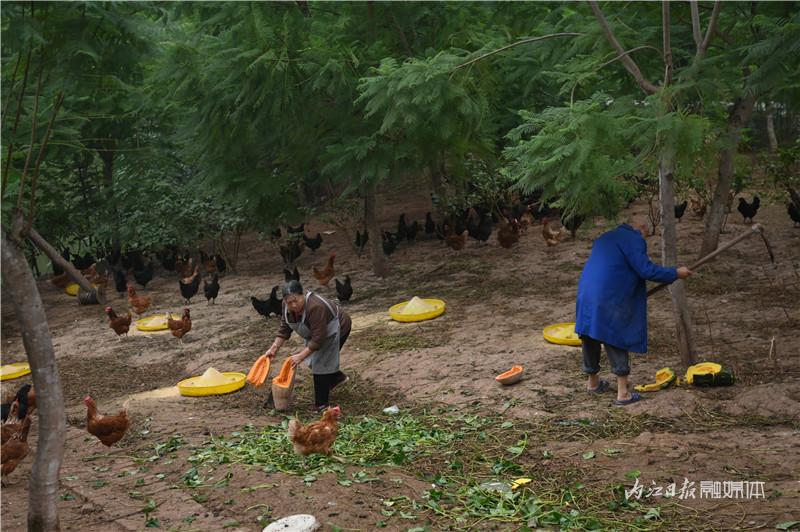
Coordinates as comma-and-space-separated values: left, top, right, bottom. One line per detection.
282, 280, 303, 298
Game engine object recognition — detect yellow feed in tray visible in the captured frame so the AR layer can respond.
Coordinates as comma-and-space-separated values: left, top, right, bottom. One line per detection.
542, 322, 582, 346
177, 368, 246, 397
389, 297, 445, 322
1, 362, 31, 381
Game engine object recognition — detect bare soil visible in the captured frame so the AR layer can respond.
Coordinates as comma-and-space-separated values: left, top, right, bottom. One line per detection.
2, 184, 799, 531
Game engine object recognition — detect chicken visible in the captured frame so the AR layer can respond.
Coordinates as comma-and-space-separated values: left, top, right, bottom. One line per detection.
127, 285, 152, 316
467, 208, 493, 244
200, 250, 217, 275
497, 217, 521, 249
133, 259, 154, 288
1, 416, 32, 485
287, 406, 341, 456
382, 231, 398, 256
690, 197, 707, 218
179, 266, 201, 304
303, 232, 323, 253
788, 201, 800, 227
396, 214, 408, 242
105, 306, 132, 339
355, 229, 369, 257
406, 220, 419, 242
279, 239, 305, 265
213, 254, 227, 275
444, 230, 468, 251
287, 223, 305, 237
737, 196, 760, 223
674, 200, 688, 222
560, 213, 585, 240
542, 217, 563, 247
424, 212, 436, 235
204, 273, 220, 305
176, 256, 194, 278
284, 266, 300, 283
156, 245, 177, 272
335, 276, 352, 302
251, 286, 282, 318
84, 396, 129, 447
2, 384, 35, 422
167, 308, 192, 342
2, 406, 30, 445
113, 268, 127, 294
312, 252, 336, 287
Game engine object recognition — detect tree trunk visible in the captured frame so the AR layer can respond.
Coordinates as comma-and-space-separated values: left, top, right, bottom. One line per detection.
699, 94, 757, 257
659, 151, 696, 367
766, 102, 778, 153
364, 185, 388, 277
2, 228, 66, 532
98, 149, 121, 258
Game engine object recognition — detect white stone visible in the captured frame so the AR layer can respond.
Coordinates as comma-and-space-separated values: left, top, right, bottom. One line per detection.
263, 514, 321, 532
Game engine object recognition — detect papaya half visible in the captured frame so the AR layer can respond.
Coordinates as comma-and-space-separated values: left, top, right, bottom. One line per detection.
272, 358, 296, 388
246, 355, 270, 387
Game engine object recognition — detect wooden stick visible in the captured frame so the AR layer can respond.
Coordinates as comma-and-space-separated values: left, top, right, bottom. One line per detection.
647, 224, 767, 297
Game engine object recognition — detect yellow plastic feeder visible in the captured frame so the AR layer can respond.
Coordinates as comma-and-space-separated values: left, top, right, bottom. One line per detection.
389, 297, 445, 323
1, 362, 31, 381
135, 314, 182, 332
177, 367, 246, 397
65, 283, 96, 296
543, 322, 582, 346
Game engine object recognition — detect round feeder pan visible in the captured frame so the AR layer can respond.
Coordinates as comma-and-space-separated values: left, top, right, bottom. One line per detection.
389, 298, 446, 323
1, 362, 31, 381
543, 322, 582, 346
178, 372, 246, 397
136, 314, 182, 332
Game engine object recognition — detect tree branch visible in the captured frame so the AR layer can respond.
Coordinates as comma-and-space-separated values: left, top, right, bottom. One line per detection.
27, 92, 64, 233
2, 44, 33, 195
588, 1, 659, 94
690, 1, 703, 50
17, 50, 44, 212
597, 45, 661, 70
663, 1, 673, 86
453, 33, 583, 72
698, 0, 722, 58
2, 50, 23, 122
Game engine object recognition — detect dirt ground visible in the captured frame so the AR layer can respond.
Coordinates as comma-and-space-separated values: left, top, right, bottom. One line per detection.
1, 183, 799, 531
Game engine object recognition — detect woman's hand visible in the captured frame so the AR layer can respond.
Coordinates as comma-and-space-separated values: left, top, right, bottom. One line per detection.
265, 345, 278, 359
289, 352, 306, 367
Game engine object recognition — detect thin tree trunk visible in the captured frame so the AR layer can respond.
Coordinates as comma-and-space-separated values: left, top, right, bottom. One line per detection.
766, 102, 778, 153
2, 224, 66, 532
659, 151, 695, 367
364, 185, 388, 277
699, 94, 757, 257
98, 149, 121, 258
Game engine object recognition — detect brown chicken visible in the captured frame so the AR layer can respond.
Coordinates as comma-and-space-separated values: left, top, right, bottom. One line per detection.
127, 285, 152, 315
312, 252, 336, 287
288, 406, 341, 456
167, 308, 192, 342
2, 408, 30, 446
690, 197, 707, 218
176, 257, 194, 278
444, 230, 468, 251
1, 416, 32, 485
541, 217, 563, 247
3, 387, 36, 419
105, 306, 132, 339
84, 396, 130, 447
497, 217, 522, 249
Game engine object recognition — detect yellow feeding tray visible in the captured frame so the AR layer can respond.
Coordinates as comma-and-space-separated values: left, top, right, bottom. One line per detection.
389, 297, 445, 323
543, 322, 582, 346
1, 362, 31, 381
65, 283, 96, 296
177, 367, 246, 397
136, 314, 182, 332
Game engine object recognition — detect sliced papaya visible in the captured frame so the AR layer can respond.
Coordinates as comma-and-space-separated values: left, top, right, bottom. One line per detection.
252, 357, 270, 387
247, 355, 267, 385
272, 358, 296, 388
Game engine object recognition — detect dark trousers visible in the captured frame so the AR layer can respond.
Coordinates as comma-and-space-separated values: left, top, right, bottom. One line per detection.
581, 335, 630, 376
313, 329, 351, 407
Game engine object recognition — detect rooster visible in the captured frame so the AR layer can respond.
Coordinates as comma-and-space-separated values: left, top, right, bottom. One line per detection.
288, 406, 341, 456
180, 266, 201, 304
737, 196, 760, 223
541, 217, 563, 247
105, 306, 132, 339
84, 396, 129, 447
251, 286, 282, 318
1, 416, 32, 485
335, 276, 352, 302
312, 252, 336, 287
204, 273, 220, 305
127, 285, 152, 316
167, 308, 192, 343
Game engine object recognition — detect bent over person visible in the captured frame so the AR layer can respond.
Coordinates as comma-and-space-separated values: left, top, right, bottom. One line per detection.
575, 215, 692, 406
265, 280, 351, 412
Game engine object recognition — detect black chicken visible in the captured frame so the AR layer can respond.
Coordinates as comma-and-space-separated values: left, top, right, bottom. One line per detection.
303, 233, 323, 253
251, 286, 282, 318
425, 212, 436, 235
406, 220, 419, 242
157, 247, 177, 272
1, 384, 32, 422
788, 202, 800, 227
113, 268, 127, 294
179, 269, 201, 304
335, 275, 353, 302
737, 196, 760, 223
674, 200, 688, 222
468, 210, 493, 244
133, 260, 154, 289
211, 254, 226, 275
284, 266, 300, 282
355, 229, 369, 256
397, 214, 408, 242
560, 213, 585, 240
204, 273, 220, 305
382, 231, 398, 256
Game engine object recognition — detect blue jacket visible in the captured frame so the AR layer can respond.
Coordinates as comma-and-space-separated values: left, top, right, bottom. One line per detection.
575, 224, 677, 353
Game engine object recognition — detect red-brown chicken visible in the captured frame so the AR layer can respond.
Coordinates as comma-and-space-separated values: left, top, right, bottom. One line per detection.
312, 252, 336, 287
541, 217, 563, 247
84, 396, 130, 447
105, 306, 132, 339
1, 416, 32, 485
2, 409, 30, 446
167, 308, 192, 342
127, 285, 152, 315
287, 406, 341, 456
444, 230, 468, 251
497, 217, 522, 249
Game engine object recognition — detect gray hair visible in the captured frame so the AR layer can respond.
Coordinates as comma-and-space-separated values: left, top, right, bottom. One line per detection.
282, 280, 304, 298
625, 213, 650, 232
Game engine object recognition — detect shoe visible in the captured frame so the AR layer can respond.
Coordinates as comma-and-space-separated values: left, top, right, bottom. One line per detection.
613, 392, 642, 407
587, 379, 610, 394
330, 372, 349, 391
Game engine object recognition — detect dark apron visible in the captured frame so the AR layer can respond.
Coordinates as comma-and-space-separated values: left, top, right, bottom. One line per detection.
284, 291, 341, 375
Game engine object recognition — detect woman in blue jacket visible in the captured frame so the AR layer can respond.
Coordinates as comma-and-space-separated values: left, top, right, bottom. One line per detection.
575, 215, 692, 406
